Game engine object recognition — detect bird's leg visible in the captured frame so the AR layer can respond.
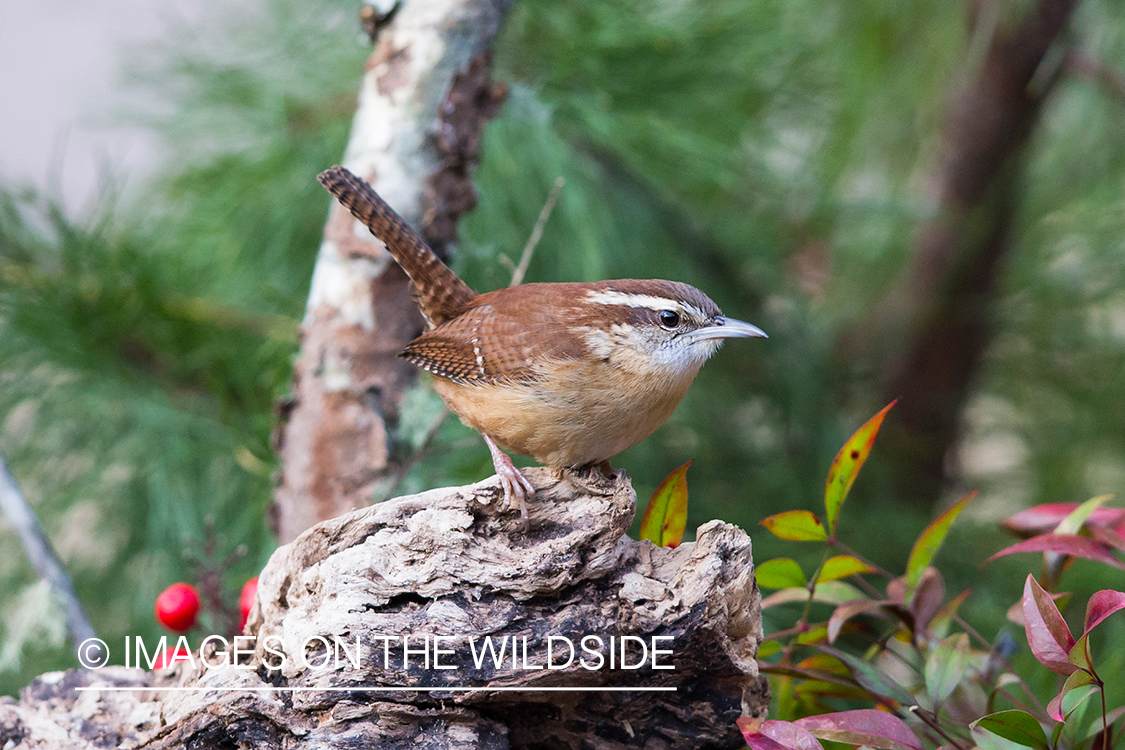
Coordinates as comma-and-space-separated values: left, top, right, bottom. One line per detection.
483, 434, 534, 520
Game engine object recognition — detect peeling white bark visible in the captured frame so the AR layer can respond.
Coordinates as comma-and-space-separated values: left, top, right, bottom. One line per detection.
275, 0, 514, 543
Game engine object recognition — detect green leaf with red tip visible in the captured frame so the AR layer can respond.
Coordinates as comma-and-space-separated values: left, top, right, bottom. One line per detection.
761, 581, 864, 609
819, 555, 875, 583
796, 626, 829, 645
905, 492, 974, 603
1022, 574, 1077, 675
825, 400, 896, 536
756, 558, 807, 589
970, 710, 1050, 750
761, 510, 829, 541
639, 460, 691, 548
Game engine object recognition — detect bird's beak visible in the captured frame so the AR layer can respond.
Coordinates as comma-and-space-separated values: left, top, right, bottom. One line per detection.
689, 316, 768, 342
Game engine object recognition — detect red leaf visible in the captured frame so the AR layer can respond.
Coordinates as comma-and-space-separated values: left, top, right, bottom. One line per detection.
1021, 575, 1077, 675
760, 510, 829, 542
1084, 589, 1125, 636
639, 461, 691, 547
1089, 523, 1125, 552
740, 719, 826, 750
986, 534, 1125, 570
1055, 495, 1116, 535
1046, 693, 1063, 723
909, 568, 946, 631
824, 401, 896, 536
1002, 503, 1125, 538
827, 599, 889, 643
796, 709, 923, 750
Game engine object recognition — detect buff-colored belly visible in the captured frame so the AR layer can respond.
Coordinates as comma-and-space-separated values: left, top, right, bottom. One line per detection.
431, 360, 699, 468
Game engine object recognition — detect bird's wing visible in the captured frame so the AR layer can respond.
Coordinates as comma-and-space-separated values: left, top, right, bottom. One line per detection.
400, 292, 586, 384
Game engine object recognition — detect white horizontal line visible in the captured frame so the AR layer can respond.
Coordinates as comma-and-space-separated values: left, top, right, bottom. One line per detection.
75, 685, 677, 693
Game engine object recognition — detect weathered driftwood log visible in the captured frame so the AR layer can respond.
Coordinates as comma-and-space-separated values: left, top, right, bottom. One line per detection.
1, 471, 767, 748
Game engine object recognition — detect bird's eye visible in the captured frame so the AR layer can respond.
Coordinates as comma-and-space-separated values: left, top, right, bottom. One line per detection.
658, 309, 681, 328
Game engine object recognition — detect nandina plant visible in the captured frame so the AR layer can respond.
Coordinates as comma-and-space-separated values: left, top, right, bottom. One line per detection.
152, 516, 261, 660
640, 460, 692, 548
238, 576, 259, 631
742, 402, 1125, 750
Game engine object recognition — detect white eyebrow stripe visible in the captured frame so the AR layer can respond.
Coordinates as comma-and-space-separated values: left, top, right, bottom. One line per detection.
585, 290, 706, 319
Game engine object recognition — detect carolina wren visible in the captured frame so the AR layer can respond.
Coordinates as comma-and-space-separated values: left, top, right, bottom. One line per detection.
318, 166, 766, 519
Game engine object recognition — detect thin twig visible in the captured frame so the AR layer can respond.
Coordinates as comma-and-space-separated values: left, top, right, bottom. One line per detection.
908, 706, 970, 750
993, 686, 1047, 724
0, 453, 99, 658
830, 538, 897, 580
1101, 683, 1109, 750
509, 177, 564, 287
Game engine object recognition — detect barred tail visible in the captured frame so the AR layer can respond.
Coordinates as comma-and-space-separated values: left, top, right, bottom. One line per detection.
317, 166, 475, 326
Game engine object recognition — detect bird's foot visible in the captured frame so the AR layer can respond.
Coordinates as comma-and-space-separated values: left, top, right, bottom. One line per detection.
484, 434, 534, 522
562, 462, 624, 494
593, 460, 626, 481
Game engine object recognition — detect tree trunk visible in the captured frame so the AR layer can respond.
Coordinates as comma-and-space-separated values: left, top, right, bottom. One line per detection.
855, 0, 1080, 506
273, 0, 512, 542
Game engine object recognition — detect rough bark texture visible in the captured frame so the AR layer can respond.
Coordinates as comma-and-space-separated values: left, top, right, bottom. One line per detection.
855, 0, 1080, 506
2, 471, 767, 749
273, 0, 512, 543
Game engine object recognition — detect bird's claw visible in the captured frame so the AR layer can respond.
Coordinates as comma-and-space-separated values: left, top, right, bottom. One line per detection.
497, 462, 534, 521
484, 434, 534, 522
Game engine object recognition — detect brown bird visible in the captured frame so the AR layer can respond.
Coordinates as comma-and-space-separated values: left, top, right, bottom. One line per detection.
318, 166, 766, 519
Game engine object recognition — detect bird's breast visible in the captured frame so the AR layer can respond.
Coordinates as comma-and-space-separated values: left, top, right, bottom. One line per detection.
431, 356, 701, 468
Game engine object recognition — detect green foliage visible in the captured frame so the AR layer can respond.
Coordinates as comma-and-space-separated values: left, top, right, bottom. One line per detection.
0, 0, 364, 694
755, 405, 1125, 750
1, 0, 1124, 708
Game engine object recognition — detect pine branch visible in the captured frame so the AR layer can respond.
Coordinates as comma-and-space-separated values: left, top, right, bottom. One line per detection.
0, 453, 99, 660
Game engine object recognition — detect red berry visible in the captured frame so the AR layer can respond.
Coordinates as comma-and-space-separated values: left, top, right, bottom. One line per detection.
154, 583, 200, 632
238, 576, 259, 631
154, 646, 192, 669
